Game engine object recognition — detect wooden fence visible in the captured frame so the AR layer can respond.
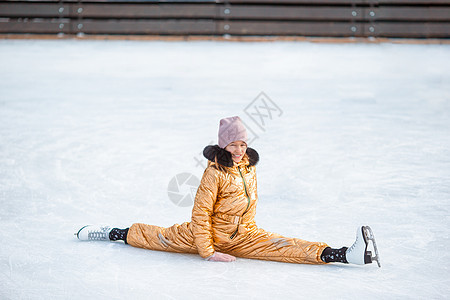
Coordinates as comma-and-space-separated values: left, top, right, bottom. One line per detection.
0, 0, 449, 38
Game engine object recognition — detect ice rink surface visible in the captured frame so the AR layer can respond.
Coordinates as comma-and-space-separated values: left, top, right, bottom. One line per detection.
0, 39, 449, 299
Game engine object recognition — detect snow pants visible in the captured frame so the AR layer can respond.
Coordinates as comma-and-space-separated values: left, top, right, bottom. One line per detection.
127, 222, 329, 264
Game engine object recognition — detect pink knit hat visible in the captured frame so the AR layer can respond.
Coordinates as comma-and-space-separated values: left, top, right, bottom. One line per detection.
218, 116, 248, 148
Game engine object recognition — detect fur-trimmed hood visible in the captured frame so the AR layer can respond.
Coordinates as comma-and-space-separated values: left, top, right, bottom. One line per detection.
203, 145, 259, 168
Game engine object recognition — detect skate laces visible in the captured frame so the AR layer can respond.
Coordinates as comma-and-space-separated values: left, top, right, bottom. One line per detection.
348, 231, 360, 253
87, 226, 111, 240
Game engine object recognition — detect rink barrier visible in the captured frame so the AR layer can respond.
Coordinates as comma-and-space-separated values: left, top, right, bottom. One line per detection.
0, 0, 449, 38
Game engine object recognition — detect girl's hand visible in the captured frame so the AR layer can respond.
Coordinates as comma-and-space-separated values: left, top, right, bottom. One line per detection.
207, 252, 236, 262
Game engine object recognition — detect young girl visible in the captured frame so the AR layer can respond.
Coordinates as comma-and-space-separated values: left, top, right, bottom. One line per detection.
76, 116, 380, 267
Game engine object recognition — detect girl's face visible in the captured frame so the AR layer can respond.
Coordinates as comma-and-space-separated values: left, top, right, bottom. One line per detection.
225, 140, 247, 163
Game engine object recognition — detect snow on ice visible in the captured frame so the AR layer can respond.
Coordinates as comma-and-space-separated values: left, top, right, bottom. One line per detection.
0, 39, 449, 299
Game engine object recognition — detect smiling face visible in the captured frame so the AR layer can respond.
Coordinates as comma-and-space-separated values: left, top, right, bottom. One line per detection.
225, 140, 247, 163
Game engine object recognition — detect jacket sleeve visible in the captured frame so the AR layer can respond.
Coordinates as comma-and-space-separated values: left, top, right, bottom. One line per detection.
191, 166, 219, 259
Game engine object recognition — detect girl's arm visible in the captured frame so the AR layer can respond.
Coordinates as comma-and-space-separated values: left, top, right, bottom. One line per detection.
191, 167, 219, 259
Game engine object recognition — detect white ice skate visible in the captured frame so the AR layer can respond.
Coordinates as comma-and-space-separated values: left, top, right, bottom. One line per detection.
75, 225, 112, 241
346, 226, 381, 268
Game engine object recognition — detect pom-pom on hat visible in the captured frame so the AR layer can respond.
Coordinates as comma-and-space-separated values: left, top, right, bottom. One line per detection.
218, 116, 248, 149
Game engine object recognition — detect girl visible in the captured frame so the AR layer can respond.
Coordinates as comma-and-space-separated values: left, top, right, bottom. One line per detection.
76, 116, 380, 267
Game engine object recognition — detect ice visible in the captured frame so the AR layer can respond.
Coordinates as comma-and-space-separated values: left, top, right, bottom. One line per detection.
1, 39, 449, 299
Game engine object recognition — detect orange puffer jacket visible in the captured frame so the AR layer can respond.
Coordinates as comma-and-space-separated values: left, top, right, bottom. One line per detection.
191, 145, 260, 258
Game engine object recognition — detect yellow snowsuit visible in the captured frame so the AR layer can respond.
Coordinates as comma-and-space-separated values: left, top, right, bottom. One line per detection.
127, 145, 328, 264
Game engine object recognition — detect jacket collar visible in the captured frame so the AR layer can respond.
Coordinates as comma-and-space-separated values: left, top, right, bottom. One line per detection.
203, 145, 259, 168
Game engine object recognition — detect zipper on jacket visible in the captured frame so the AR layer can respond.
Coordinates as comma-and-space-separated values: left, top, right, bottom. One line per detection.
230, 228, 238, 239
239, 166, 251, 214
230, 166, 251, 240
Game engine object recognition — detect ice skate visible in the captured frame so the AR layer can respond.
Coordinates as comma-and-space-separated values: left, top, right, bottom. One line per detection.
346, 226, 381, 267
75, 225, 112, 241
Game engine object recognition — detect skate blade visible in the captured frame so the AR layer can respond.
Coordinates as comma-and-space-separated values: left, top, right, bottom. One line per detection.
362, 226, 381, 268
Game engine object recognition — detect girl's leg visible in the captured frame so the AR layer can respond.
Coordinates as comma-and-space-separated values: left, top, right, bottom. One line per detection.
320, 247, 348, 263
225, 227, 329, 265
109, 228, 129, 244
75, 223, 198, 254
127, 222, 198, 254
